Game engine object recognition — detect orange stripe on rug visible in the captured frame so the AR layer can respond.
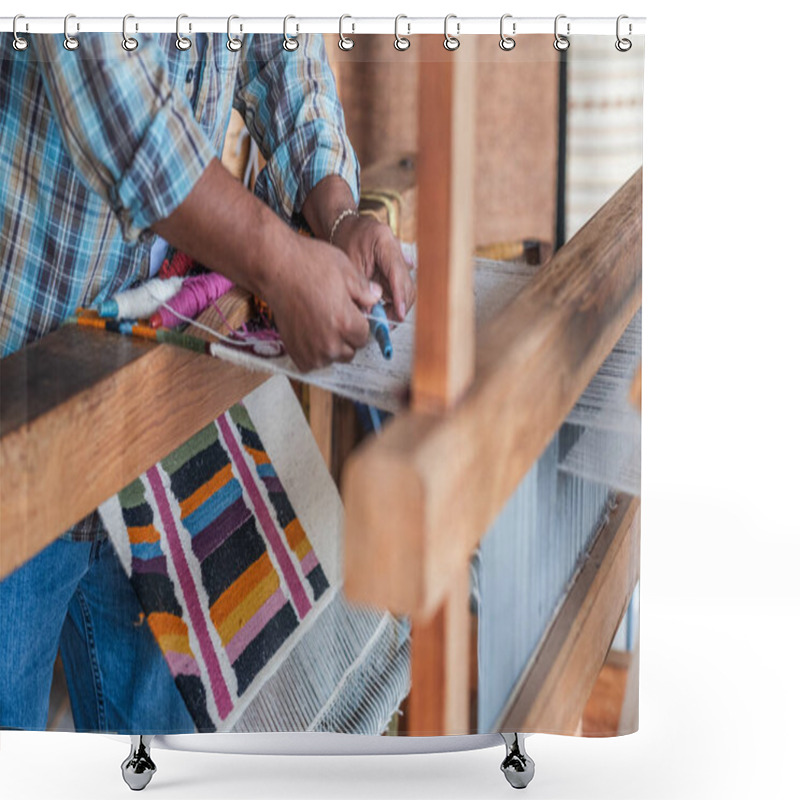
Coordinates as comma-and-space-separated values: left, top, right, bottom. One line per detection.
180, 463, 234, 517
244, 445, 270, 465
129, 524, 160, 544
209, 552, 276, 628
214, 571, 281, 646
148, 614, 194, 656
148, 611, 189, 638
293, 537, 312, 562
156, 633, 195, 657
284, 518, 306, 549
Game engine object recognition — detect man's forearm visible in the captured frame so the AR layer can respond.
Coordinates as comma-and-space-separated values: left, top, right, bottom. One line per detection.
151, 158, 296, 300
300, 175, 358, 242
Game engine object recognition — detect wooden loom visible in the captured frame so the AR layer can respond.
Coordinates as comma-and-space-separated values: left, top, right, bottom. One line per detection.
0, 36, 642, 737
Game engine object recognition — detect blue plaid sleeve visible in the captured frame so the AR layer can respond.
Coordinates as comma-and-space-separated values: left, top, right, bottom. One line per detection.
31, 34, 216, 242
233, 34, 360, 225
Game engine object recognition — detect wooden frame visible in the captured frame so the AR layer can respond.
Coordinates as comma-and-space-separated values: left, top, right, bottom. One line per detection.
0, 52, 642, 739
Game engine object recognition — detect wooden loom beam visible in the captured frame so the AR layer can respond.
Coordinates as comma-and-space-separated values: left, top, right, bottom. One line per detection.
499, 494, 641, 733
343, 168, 643, 622
0, 313, 267, 579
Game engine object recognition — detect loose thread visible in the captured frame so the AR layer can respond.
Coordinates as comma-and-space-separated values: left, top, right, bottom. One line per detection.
210, 298, 239, 337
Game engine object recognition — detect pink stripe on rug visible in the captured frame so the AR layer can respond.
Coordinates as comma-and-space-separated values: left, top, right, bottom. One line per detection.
300, 551, 319, 576
217, 415, 311, 619
147, 466, 234, 720
163, 650, 202, 678
224, 589, 287, 663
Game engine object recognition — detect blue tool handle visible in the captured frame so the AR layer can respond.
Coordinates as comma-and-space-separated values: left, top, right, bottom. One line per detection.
368, 303, 393, 360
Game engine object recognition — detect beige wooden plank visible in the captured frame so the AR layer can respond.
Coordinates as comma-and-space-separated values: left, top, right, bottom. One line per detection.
343, 169, 643, 620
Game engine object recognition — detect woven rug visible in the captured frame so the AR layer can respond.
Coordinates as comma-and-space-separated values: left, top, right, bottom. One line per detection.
99, 376, 409, 733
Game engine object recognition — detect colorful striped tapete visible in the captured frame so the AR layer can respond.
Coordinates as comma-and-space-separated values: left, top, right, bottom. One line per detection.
114, 403, 329, 731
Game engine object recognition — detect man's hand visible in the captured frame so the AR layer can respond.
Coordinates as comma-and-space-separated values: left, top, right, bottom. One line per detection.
266, 234, 382, 372
331, 215, 416, 322
301, 175, 416, 321
152, 160, 381, 373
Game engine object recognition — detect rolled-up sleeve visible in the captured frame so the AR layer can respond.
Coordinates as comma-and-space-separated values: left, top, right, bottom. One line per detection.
233, 34, 359, 225
32, 34, 216, 242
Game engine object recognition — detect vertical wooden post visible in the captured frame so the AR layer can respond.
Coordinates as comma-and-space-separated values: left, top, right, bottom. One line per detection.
412, 39, 476, 412
406, 38, 476, 735
308, 386, 333, 473
408, 566, 471, 734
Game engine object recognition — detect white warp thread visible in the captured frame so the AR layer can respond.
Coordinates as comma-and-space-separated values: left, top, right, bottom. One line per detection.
475, 312, 641, 731
232, 592, 410, 735
560, 310, 642, 493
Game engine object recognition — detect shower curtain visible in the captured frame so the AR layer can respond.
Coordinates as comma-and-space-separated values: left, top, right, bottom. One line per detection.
0, 21, 644, 754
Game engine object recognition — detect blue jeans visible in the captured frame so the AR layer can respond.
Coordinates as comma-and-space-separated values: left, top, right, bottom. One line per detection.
0, 535, 195, 733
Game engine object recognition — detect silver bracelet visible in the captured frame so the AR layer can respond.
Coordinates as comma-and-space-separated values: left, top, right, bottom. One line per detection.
329, 208, 359, 244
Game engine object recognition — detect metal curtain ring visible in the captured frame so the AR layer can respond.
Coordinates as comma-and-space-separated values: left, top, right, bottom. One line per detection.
615, 14, 632, 51
443, 14, 460, 51
122, 14, 138, 51
227, 15, 242, 52
339, 14, 354, 51
499, 14, 515, 51
554, 14, 570, 51
394, 15, 410, 51
63, 13, 79, 51
12, 14, 28, 51
175, 14, 192, 50
283, 15, 299, 51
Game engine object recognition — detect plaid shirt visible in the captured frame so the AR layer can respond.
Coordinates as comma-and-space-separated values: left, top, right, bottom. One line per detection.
0, 33, 359, 541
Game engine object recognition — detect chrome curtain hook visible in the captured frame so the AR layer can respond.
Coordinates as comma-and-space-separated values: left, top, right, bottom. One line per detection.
443, 14, 460, 51
283, 15, 299, 52
394, 15, 410, 51
227, 15, 242, 52
339, 14, 355, 51
499, 14, 516, 51
12, 14, 28, 51
175, 14, 192, 51
122, 14, 139, 52
554, 14, 570, 51
63, 13, 79, 51
615, 14, 632, 51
